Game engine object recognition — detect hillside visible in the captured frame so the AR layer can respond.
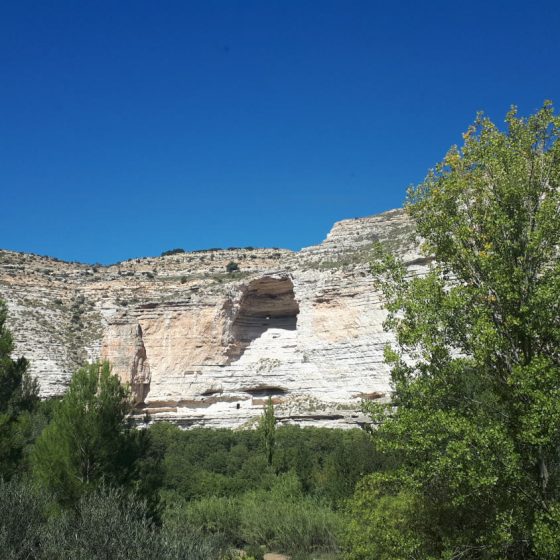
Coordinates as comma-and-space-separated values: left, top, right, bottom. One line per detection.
0, 208, 426, 428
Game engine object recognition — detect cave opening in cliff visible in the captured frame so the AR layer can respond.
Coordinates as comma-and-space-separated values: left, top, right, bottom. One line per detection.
229, 276, 299, 361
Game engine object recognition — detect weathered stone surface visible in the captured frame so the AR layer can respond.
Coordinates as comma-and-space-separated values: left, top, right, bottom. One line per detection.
0, 208, 427, 428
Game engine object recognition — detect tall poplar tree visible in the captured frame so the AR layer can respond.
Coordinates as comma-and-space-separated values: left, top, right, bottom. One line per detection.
348, 103, 560, 559
259, 396, 276, 467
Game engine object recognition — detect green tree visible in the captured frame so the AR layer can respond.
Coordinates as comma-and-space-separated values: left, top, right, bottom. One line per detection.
258, 397, 276, 467
0, 300, 39, 478
31, 362, 157, 507
348, 103, 560, 559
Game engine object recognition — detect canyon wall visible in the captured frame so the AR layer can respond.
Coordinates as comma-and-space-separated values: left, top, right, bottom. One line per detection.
0, 208, 428, 428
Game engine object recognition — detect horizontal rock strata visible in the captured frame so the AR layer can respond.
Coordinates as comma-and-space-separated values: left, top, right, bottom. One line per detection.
0, 208, 428, 428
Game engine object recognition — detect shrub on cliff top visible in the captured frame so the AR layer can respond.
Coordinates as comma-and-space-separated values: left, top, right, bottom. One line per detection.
226, 261, 240, 273
161, 248, 185, 257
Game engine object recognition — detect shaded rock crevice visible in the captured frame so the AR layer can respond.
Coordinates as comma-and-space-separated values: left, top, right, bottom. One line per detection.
226, 275, 299, 362
130, 323, 151, 403
101, 320, 151, 404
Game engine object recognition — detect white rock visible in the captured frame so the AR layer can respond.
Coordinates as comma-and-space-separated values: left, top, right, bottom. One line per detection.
0, 208, 428, 428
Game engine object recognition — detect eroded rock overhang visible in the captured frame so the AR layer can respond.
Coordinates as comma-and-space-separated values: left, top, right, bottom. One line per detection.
226, 275, 299, 362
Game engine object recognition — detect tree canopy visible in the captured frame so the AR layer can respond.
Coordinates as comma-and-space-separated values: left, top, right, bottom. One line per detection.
348, 102, 560, 559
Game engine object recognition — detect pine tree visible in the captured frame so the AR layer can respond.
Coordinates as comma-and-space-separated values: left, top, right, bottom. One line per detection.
31, 362, 154, 506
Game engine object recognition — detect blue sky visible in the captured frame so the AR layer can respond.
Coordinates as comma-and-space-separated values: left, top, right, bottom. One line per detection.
1, 1, 559, 264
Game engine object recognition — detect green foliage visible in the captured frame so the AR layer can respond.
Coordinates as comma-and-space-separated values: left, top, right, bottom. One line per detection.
146, 423, 381, 557
226, 260, 240, 273
350, 103, 560, 559
0, 479, 48, 560
0, 389, 367, 559
0, 299, 40, 479
237, 475, 344, 559
165, 494, 242, 546
345, 474, 428, 560
0, 481, 222, 560
161, 248, 186, 256
41, 486, 159, 560
31, 362, 159, 507
150, 423, 380, 507
274, 425, 384, 505
165, 473, 344, 560
43, 486, 222, 560
151, 423, 271, 501
259, 396, 276, 467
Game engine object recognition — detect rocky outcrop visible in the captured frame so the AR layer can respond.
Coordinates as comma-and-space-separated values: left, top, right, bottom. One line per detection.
0, 208, 426, 428
103, 321, 151, 403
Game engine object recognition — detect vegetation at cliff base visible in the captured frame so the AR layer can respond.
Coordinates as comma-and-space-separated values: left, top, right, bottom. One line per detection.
149, 421, 381, 558
0, 300, 379, 559
347, 102, 560, 559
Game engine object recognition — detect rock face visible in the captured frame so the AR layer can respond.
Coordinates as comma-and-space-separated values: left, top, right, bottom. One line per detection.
0, 208, 428, 428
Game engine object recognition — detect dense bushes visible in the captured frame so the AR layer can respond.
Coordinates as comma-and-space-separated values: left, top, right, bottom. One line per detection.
226, 260, 240, 273
164, 473, 344, 559
161, 248, 185, 256
0, 479, 47, 560
0, 481, 224, 560
274, 425, 384, 505
150, 422, 382, 508
145, 422, 381, 558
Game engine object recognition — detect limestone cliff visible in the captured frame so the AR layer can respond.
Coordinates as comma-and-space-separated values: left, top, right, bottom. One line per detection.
0, 208, 427, 428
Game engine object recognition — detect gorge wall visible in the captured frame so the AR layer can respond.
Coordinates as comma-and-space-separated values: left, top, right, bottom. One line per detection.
0, 208, 428, 428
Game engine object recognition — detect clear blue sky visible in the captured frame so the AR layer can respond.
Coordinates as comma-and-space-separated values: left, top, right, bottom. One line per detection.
1, 1, 559, 264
